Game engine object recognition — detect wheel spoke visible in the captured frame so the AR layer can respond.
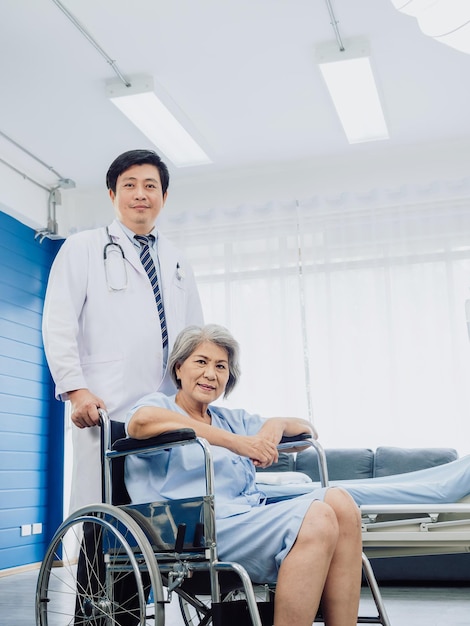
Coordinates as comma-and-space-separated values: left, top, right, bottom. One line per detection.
36, 505, 164, 626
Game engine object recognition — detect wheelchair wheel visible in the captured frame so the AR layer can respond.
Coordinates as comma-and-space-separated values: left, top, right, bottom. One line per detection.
36, 504, 165, 626
178, 593, 211, 626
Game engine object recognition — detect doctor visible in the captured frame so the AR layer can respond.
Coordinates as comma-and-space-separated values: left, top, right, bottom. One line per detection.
42, 149, 203, 510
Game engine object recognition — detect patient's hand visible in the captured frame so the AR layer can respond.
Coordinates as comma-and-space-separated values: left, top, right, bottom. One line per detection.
231, 434, 279, 468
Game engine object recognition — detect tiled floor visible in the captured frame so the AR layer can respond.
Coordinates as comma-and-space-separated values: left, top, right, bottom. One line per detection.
1, 567, 469, 625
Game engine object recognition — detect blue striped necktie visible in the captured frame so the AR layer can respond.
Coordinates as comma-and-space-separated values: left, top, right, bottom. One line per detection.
134, 234, 168, 348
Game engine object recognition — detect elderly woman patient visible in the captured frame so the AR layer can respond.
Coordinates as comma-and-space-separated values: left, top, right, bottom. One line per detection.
125, 324, 362, 626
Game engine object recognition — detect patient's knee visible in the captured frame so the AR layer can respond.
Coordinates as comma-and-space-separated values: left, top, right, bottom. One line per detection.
298, 501, 340, 551
325, 487, 362, 532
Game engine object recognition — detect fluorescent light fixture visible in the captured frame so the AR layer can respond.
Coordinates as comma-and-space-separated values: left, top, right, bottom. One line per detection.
390, 0, 470, 54
106, 75, 212, 167
316, 38, 389, 144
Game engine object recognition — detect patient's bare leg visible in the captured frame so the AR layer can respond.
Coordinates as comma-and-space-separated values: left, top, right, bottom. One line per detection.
274, 500, 337, 626
320, 488, 362, 625
273, 489, 362, 626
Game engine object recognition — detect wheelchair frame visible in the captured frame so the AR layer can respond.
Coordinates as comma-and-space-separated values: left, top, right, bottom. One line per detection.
35, 410, 391, 625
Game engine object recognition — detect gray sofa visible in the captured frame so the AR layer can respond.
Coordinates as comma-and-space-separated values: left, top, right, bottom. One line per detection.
257, 446, 470, 583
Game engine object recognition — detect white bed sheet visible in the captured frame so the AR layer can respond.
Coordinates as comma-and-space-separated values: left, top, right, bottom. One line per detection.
257, 454, 470, 505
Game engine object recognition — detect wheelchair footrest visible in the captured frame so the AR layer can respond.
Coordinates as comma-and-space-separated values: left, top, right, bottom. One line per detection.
212, 599, 274, 626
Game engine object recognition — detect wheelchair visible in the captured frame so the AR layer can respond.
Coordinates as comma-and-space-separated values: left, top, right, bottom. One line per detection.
35, 410, 391, 625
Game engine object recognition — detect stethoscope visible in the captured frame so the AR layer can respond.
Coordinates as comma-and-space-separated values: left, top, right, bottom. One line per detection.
103, 226, 184, 291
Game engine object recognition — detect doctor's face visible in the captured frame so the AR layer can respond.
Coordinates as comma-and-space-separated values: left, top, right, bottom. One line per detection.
109, 163, 168, 235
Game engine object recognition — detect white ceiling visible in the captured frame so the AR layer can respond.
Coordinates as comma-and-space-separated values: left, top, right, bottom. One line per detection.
2, 0, 470, 197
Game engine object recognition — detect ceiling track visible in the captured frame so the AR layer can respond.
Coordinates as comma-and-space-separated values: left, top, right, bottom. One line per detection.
0, 129, 75, 241
324, 0, 345, 51
51, 0, 130, 88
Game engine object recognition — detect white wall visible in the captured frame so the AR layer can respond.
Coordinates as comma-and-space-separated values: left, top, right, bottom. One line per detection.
166, 138, 470, 216
2, 137, 470, 236
0, 162, 50, 231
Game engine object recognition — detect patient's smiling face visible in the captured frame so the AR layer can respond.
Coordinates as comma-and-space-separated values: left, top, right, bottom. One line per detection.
176, 341, 230, 405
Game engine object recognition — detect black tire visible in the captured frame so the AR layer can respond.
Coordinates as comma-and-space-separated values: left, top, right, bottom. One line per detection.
36, 504, 165, 626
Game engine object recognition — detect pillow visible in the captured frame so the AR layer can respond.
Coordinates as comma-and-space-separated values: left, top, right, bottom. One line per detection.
296, 447, 374, 481
374, 447, 458, 478
255, 471, 313, 485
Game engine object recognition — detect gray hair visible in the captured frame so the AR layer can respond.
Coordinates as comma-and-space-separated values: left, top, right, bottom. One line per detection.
169, 324, 241, 397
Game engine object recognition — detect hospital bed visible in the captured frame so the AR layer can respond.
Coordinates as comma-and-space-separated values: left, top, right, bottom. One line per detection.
257, 455, 470, 566
361, 502, 470, 559
35, 412, 391, 626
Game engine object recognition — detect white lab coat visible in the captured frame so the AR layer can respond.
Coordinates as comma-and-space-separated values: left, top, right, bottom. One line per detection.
42, 219, 203, 510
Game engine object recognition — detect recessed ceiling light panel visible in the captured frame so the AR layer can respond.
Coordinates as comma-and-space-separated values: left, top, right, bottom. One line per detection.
106, 75, 212, 168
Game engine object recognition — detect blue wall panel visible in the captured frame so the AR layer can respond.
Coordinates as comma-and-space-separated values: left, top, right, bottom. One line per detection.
0, 210, 63, 570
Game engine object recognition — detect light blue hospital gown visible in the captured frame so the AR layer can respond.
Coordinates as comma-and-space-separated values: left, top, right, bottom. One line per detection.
125, 393, 327, 583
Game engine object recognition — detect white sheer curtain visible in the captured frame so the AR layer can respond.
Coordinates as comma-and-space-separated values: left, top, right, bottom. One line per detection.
161, 191, 470, 454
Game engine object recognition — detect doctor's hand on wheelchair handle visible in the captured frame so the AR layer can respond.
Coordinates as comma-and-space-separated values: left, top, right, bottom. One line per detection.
68, 388, 107, 429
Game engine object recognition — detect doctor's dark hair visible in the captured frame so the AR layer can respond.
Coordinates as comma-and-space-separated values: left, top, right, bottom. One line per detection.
169, 324, 241, 398
106, 149, 170, 195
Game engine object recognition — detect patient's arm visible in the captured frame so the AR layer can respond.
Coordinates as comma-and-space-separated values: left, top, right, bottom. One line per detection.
257, 417, 317, 445
128, 405, 204, 439
128, 405, 279, 468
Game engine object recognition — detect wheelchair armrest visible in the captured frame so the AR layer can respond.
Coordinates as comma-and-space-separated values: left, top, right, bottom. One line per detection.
278, 433, 313, 453
279, 433, 312, 445
277, 434, 329, 488
112, 428, 197, 455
